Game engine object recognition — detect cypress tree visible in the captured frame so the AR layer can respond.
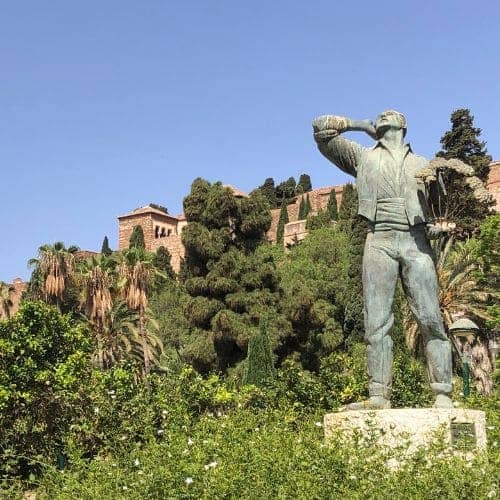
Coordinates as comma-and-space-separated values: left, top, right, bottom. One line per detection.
436, 108, 493, 236
275, 177, 296, 202
153, 246, 175, 290
326, 188, 338, 221
338, 184, 357, 225
129, 225, 146, 250
298, 196, 307, 220
259, 177, 277, 208
243, 319, 276, 386
306, 208, 330, 230
276, 198, 289, 245
305, 194, 311, 217
297, 173, 312, 193
337, 184, 367, 340
101, 236, 112, 256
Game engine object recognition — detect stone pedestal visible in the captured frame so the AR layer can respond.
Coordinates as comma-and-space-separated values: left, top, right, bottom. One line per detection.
324, 408, 486, 454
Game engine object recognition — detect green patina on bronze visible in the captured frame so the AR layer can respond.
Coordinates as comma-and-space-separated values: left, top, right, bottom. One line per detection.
313, 111, 453, 410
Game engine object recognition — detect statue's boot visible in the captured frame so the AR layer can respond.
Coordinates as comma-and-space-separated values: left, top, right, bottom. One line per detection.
344, 396, 391, 411
433, 394, 453, 409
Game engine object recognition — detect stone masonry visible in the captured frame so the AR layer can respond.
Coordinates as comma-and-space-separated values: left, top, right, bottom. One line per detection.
267, 185, 345, 244
118, 206, 187, 273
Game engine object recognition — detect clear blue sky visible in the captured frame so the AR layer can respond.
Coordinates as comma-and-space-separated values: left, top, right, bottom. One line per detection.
1, 1, 499, 281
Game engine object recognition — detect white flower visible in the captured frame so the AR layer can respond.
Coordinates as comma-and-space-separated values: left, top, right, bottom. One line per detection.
315, 422, 323, 428
122, 486, 128, 490
107, 390, 115, 395
185, 477, 193, 485
94, 407, 99, 414
157, 429, 164, 435
204, 461, 218, 470
254, 427, 259, 432
162, 409, 168, 416
120, 435, 127, 441
187, 438, 194, 446
134, 458, 140, 467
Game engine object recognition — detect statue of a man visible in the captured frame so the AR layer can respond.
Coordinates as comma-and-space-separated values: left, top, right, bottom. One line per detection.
313, 110, 453, 409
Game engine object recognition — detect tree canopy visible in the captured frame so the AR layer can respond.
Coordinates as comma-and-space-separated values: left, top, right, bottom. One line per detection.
436, 108, 493, 236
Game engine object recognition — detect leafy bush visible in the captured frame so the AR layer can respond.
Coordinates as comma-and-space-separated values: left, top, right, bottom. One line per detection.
30, 404, 499, 499
0, 301, 92, 479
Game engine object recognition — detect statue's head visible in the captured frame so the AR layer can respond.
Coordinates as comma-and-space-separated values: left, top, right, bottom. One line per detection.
375, 110, 407, 138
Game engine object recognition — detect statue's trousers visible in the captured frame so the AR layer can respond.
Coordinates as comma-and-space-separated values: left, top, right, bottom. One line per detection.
362, 225, 452, 398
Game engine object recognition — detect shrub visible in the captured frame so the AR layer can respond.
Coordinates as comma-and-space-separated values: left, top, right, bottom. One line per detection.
0, 302, 92, 479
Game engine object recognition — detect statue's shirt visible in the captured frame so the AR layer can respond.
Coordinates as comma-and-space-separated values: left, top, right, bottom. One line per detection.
374, 142, 410, 231
317, 135, 430, 226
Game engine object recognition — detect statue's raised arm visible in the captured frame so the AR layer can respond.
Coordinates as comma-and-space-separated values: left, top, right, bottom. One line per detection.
312, 115, 376, 178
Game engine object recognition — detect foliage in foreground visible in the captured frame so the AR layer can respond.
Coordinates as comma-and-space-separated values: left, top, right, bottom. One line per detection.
0, 301, 497, 498
10, 395, 500, 500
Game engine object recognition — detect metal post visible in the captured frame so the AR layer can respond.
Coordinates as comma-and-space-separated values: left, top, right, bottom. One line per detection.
462, 356, 470, 398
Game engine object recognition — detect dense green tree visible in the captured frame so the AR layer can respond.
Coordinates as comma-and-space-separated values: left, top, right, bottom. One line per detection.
305, 194, 311, 216
101, 236, 112, 256
129, 225, 146, 250
276, 198, 289, 245
152, 246, 176, 289
0, 301, 92, 478
243, 319, 276, 386
275, 177, 296, 202
436, 108, 493, 236
297, 173, 312, 194
306, 208, 331, 230
298, 195, 309, 220
149, 281, 192, 372
276, 226, 350, 370
337, 184, 367, 340
180, 179, 278, 372
326, 188, 338, 221
258, 177, 277, 208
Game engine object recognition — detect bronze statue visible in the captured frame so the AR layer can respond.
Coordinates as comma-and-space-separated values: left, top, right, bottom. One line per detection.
313, 110, 453, 409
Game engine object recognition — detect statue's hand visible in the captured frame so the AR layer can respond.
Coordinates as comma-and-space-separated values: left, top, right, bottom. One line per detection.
426, 221, 457, 239
362, 120, 377, 140
313, 115, 349, 132
312, 115, 350, 145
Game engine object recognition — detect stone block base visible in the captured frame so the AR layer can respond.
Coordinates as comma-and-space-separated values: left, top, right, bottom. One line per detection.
324, 408, 486, 455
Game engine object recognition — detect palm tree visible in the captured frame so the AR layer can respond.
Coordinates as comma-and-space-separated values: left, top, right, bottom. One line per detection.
98, 300, 139, 369
0, 281, 14, 319
78, 254, 116, 369
28, 242, 79, 309
117, 247, 164, 374
404, 237, 497, 394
